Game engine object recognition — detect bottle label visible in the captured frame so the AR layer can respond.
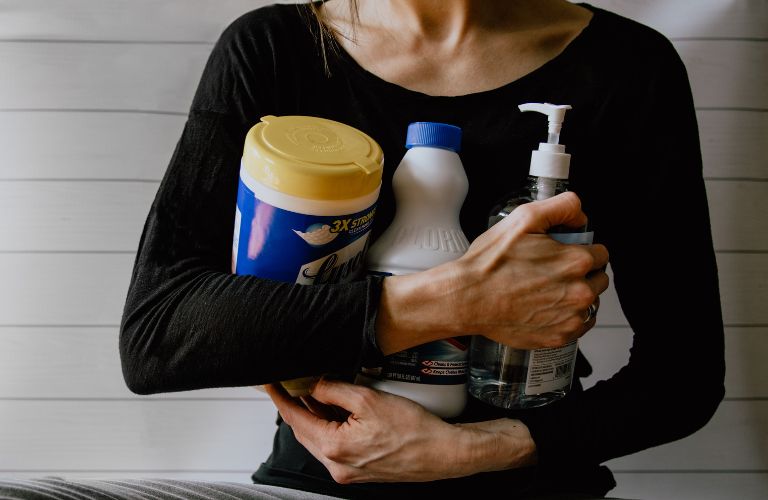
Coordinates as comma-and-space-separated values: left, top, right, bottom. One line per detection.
362, 338, 469, 385
524, 229, 592, 395
232, 173, 377, 284
524, 340, 579, 395
549, 231, 594, 245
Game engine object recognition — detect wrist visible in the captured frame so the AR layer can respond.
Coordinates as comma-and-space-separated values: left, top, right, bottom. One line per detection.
455, 419, 538, 474
374, 262, 466, 355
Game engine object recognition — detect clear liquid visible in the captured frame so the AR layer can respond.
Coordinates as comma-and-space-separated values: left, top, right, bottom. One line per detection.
468, 336, 569, 409
467, 176, 577, 410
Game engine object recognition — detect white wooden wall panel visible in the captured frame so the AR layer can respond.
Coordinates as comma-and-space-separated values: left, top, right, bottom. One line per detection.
579, 327, 768, 398
2, 1, 763, 42
0, 253, 763, 327
0, 471, 254, 483
0, 254, 133, 326
0, 400, 760, 472
596, 253, 767, 327
588, 0, 768, 39
677, 40, 768, 110
1, 181, 762, 252
0, 0, 286, 42
698, 110, 767, 180
0, 112, 185, 180
0, 0, 765, 498
0, 42, 764, 113
705, 181, 768, 251
0, 43, 208, 112
0, 182, 155, 252
0, 400, 275, 470
0, 327, 266, 400
607, 401, 768, 471
4, 111, 764, 181
611, 473, 768, 500
2, 326, 762, 400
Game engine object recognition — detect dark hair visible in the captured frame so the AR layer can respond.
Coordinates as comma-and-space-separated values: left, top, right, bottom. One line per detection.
299, 0, 360, 76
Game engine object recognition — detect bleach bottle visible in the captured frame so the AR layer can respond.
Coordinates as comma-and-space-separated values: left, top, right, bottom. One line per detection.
355, 122, 470, 419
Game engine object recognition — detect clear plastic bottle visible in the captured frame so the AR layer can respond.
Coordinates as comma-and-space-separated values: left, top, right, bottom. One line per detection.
355, 121, 470, 419
468, 103, 593, 410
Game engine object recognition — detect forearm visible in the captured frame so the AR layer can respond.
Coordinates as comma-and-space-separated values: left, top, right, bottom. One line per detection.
120, 263, 381, 394
374, 193, 609, 356
120, 102, 391, 394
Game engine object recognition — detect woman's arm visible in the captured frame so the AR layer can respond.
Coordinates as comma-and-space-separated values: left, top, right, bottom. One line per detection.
263, 35, 725, 486
374, 191, 609, 355
119, 12, 389, 394
265, 378, 538, 484
119, 9, 608, 396
519, 38, 725, 468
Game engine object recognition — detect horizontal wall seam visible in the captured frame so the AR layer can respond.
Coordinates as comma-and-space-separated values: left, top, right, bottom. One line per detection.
0, 39, 214, 45
613, 469, 768, 474
0, 108, 186, 116
0, 397, 265, 402
0, 469, 254, 473
0, 107, 763, 116
0, 37, 764, 44
4, 324, 767, 329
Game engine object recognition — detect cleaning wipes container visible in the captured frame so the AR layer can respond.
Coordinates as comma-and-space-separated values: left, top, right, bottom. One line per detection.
232, 115, 384, 396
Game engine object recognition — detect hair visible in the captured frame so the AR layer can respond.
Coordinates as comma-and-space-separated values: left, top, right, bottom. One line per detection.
299, 0, 360, 76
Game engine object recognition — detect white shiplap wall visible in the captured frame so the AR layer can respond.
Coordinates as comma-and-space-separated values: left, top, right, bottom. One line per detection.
0, 1, 765, 498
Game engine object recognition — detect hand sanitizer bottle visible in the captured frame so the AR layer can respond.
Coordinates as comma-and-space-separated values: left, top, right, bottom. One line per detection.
356, 122, 470, 419
468, 103, 593, 410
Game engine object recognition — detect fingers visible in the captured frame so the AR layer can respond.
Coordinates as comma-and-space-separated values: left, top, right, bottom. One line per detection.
300, 395, 350, 422
585, 243, 610, 271
263, 383, 332, 433
507, 192, 588, 234
586, 270, 610, 296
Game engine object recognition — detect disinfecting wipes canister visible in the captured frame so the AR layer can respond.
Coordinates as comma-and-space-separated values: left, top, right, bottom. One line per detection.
232, 115, 384, 396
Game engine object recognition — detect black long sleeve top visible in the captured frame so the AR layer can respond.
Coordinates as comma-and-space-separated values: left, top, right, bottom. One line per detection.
119, 3, 725, 498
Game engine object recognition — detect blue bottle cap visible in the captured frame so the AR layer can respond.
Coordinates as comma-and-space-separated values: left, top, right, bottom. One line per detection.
405, 122, 462, 152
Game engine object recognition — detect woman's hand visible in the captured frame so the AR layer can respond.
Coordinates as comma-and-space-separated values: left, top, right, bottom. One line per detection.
263, 378, 537, 484
376, 192, 610, 354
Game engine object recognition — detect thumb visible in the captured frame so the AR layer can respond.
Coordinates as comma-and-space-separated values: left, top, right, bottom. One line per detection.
514, 191, 587, 234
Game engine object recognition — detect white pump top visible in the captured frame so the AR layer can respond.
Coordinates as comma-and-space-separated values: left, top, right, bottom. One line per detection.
519, 103, 573, 179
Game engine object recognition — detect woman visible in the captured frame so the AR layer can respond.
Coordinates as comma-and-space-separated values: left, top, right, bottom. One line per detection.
0, 1, 724, 499
123, 0, 724, 497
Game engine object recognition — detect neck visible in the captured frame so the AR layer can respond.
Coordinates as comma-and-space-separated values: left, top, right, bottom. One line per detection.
358, 0, 572, 41
318, 0, 593, 96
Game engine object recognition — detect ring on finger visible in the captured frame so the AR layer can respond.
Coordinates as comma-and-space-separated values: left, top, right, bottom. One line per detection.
583, 302, 598, 324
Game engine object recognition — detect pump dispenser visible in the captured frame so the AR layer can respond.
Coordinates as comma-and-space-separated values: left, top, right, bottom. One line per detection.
519, 103, 572, 180
469, 103, 593, 410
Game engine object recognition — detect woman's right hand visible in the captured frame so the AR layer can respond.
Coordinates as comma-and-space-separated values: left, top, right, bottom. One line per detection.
264, 378, 537, 484
375, 191, 610, 354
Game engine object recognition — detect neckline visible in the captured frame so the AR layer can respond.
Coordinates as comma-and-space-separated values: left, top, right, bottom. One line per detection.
324, 2, 601, 102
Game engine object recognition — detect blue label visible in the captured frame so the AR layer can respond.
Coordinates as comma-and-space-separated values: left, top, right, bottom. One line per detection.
361, 338, 469, 385
549, 231, 594, 245
233, 176, 377, 285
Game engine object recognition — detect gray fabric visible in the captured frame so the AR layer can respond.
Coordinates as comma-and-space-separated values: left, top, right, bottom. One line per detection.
0, 478, 343, 500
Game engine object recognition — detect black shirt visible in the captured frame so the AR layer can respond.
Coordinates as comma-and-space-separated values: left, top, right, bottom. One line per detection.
119, 3, 725, 498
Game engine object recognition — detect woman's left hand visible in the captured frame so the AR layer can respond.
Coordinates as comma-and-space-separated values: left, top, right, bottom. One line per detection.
263, 378, 537, 484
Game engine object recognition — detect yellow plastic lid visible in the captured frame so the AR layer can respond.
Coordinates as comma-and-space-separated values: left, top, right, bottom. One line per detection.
242, 115, 384, 200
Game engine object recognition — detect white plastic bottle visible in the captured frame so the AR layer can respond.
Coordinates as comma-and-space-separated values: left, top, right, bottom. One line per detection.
468, 103, 594, 410
355, 122, 470, 419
